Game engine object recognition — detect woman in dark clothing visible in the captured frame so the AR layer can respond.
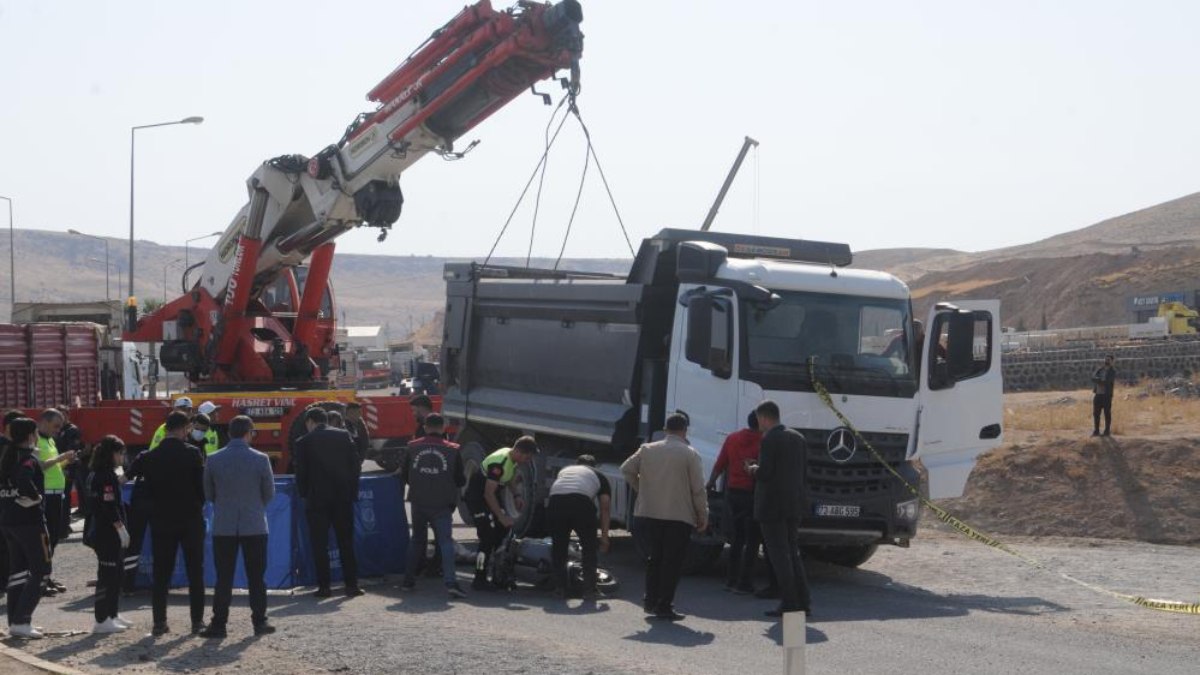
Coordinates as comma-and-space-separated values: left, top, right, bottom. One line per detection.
86, 435, 131, 634
0, 417, 50, 639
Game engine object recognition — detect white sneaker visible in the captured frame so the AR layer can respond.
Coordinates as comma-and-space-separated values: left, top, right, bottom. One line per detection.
93, 618, 127, 634
112, 615, 133, 629
9, 624, 45, 639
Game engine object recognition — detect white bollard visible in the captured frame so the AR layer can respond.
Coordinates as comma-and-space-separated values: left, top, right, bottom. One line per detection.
782, 611, 806, 674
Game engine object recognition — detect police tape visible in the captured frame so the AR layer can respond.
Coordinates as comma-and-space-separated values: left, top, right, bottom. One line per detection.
807, 360, 1200, 615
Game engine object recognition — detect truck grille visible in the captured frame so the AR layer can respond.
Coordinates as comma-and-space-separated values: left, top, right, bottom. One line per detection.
796, 428, 909, 498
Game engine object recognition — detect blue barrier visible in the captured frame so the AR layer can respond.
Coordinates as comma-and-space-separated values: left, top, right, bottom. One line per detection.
292, 475, 410, 586
123, 474, 409, 589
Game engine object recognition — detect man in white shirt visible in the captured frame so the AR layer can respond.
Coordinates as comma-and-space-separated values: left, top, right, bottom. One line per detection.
547, 455, 611, 601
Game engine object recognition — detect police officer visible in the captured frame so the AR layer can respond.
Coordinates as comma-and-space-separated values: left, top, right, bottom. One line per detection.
85, 435, 131, 634
463, 436, 538, 590
149, 397, 194, 449
36, 409, 75, 595
190, 413, 219, 456
548, 455, 611, 601
196, 401, 222, 453
398, 414, 467, 598
1, 417, 52, 638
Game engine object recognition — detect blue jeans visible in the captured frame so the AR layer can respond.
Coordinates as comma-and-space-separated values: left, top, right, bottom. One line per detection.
406, 506, 456, 586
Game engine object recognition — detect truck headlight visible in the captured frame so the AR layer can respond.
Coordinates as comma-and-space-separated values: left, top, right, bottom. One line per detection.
895, 498, 919, 522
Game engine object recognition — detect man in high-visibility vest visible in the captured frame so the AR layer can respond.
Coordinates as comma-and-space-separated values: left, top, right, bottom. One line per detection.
150, 397, 194, 449
37, 408, 77, 596
190, 413, 220, 456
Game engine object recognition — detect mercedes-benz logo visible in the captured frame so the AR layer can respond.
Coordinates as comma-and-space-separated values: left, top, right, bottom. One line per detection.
826, 427, 857, 464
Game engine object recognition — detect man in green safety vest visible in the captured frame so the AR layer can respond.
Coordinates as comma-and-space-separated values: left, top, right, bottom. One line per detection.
150, 397, 194, 450
36, 408, 77, 596
190, 413, 220, 456
194, 401, 222, 455
462, 437, 539, 590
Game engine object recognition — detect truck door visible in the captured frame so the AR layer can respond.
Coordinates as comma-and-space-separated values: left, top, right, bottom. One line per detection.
915, 300, 1003, 499
667, 286, 740, 468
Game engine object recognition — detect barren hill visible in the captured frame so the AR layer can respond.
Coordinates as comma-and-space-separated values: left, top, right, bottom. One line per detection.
854, 191, 1200, 286
908, 246, 1200, 329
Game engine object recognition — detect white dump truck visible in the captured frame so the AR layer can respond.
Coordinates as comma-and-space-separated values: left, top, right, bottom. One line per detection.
441, 228, 1002, 568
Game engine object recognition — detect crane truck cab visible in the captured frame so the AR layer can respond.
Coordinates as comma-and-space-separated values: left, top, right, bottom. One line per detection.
441, 229, 1003, 569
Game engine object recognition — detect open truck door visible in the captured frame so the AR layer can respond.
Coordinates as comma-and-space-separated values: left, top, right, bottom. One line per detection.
915, 300, 1003, 499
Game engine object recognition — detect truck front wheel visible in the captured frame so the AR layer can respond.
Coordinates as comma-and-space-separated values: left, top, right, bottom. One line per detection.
804, 544, 878, 568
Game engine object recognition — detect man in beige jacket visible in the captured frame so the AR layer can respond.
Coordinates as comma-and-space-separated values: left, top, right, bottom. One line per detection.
620, 413, 708, 622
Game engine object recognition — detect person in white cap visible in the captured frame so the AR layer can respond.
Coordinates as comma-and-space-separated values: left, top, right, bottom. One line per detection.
194, 402, 221, 456
149, 398, 193, 450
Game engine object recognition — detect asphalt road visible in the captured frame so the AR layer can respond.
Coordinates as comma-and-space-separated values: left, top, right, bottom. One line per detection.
4, 520, 1198, 674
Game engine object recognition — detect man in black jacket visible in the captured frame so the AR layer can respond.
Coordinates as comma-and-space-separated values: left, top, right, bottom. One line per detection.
294, 407, 363, 598
137, 410, 208, 635
398, 414, 467, 598
1092, 355, 1117, 437
748, 400, 811, 618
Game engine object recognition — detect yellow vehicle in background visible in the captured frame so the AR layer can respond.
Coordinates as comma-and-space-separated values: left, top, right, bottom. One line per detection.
1157, 301, 1200, 335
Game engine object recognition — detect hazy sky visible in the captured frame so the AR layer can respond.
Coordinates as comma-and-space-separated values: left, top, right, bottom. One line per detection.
2, 0, 1198, 262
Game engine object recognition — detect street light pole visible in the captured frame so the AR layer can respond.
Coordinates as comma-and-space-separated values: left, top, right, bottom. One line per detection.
184, 231, 223, 277
69, 229, 111, 300
88, 258, 124, 305
0, 195, 14, 317
129, 116, 203, 302
162, 259, 182, 303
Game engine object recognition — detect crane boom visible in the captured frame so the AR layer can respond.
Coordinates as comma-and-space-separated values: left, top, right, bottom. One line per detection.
126, 0, 584, 390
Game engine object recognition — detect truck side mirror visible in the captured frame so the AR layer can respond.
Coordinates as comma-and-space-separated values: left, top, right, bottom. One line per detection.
708, 298, 733, 379
685, 295, 733, 379
685, 296, 714, 368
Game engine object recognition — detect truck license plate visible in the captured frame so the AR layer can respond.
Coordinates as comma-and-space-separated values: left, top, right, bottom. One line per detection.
815, 504, 861, 517
244, 406, 285, 418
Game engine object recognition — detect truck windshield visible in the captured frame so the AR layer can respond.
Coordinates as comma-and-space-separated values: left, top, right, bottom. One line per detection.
740, 291, 916, 397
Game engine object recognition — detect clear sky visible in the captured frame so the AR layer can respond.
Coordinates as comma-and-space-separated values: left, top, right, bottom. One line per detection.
2, 0, 1198, 260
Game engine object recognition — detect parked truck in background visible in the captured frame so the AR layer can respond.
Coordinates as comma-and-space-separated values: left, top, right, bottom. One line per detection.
441, 228, 1003, 569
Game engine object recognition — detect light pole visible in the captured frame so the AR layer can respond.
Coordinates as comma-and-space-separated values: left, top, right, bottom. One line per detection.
129, 116, 203, 302
184, 231, 223, 274
69, 229, 110, 300
0, 195, 14, 317
162, 258, 182, 303
88, 258, 123, 303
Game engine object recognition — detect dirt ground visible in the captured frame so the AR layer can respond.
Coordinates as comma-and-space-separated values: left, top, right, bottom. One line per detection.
936, 388, 1200, 545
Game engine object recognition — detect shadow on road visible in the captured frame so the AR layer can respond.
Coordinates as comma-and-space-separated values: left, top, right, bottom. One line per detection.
623, 620, 716, 647
763, 621, 828, 646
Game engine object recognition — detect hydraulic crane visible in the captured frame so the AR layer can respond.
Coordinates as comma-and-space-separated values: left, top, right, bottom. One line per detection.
125, 0, 584, 391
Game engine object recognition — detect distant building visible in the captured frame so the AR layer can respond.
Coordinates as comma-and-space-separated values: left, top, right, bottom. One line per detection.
12, 300, 122, 329
338, 325, 386, 351
1128, 289, 1200, 323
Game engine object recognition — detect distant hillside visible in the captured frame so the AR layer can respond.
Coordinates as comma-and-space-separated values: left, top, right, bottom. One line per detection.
1, 228, 629, 333
852, 191, 1200, 282
909, 246, 1200, 330
13, 187, 1200, 334
852, 247, 966, 282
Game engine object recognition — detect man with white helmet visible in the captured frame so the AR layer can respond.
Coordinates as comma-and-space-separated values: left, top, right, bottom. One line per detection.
193, 402, 221, 456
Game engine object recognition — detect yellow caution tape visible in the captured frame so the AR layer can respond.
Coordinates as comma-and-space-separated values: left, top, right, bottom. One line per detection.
807, 360, 1200, 615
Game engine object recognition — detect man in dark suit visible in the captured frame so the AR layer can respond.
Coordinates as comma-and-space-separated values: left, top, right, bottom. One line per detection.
748, 400, 812, 618
294, 407, 363, 598
138, 410, 208, 636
